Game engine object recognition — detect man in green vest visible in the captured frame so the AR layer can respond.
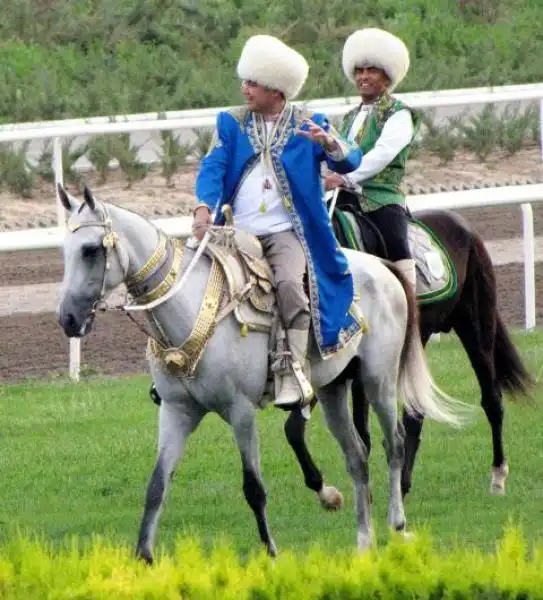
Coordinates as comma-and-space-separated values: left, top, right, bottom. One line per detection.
325, 28, 420, 291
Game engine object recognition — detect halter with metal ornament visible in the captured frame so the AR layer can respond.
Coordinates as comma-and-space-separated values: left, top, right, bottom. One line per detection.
67, 201, 187, 306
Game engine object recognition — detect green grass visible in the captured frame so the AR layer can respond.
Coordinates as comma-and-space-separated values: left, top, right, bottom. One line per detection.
1, 330, 542, 560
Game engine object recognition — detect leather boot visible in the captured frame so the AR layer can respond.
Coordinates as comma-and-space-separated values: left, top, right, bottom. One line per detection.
273, 328, 314, 410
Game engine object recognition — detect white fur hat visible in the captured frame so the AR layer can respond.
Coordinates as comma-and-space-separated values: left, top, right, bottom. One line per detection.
342, 28, 410, 91
237, 35, 309, 100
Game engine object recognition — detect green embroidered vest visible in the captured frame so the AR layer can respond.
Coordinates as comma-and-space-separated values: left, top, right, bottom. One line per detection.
340, 95, 420, 212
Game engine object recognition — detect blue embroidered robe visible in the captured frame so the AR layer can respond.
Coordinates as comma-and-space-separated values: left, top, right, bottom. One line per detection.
195, 105, 364, 357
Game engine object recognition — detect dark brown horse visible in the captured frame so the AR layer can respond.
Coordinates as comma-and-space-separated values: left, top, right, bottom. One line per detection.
284, 206, 533, 504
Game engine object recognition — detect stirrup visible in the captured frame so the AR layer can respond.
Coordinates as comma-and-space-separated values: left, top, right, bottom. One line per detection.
273, 361, 314, 411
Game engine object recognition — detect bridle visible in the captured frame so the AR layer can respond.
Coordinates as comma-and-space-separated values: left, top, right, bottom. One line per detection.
67, 203, 126, 317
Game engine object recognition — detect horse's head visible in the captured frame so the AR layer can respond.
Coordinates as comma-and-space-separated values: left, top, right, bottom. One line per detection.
57, 184, 129, 338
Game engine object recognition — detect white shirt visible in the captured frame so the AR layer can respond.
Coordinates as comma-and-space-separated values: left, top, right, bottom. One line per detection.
344, 106, 414, 188
233, 122, 292, 236
233, 160, 292, 235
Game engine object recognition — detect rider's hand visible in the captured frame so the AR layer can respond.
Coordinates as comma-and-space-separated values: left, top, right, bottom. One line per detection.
296, 120, 339, 153
192, 205, 212, 240
324, 173, 346, 191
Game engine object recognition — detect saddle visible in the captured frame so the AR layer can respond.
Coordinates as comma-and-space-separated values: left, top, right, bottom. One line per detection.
147, 226, 279, 381
203, 227, 277, 336
330, 190, 458, 305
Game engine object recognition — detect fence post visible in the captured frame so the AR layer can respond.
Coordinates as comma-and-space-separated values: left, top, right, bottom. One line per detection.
521, 203, 536, 330
540, 98, 543, 162
53, 136, 81, 380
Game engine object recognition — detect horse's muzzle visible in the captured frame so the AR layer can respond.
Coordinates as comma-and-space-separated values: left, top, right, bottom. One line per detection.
58, 300, 96, 338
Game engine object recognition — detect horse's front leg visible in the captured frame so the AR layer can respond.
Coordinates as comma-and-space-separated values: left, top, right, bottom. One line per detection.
231, 402, 277, 557
136, 399, 205, 565
284, 400, 344, 510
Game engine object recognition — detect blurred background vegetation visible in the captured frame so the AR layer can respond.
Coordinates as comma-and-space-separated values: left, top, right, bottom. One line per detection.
0, 0, 541, 123
0, 0, 541, 199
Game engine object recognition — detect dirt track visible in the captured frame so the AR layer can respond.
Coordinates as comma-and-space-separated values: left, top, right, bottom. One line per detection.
2, 209, 543, 383
2, 149, 543, 383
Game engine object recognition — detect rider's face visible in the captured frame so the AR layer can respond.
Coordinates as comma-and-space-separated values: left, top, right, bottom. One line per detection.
240, 80, 284, 114
354, 66, 390, 101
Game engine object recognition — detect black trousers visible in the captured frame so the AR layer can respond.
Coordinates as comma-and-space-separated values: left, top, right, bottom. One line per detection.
364, 204, 412, 261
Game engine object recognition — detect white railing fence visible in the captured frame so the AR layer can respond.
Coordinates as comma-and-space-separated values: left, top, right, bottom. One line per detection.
0, 82, 541, 230
2, 82, 543, 133
1, 184, 540, 380
1, 82, 542, 380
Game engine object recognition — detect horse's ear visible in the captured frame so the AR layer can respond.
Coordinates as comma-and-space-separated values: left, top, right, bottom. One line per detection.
57, 183, 73, 211
83, 186, 96, 211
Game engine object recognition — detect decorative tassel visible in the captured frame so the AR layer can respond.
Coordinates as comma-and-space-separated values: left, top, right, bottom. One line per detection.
259, 200, 267, 213
240, 323, 248, 337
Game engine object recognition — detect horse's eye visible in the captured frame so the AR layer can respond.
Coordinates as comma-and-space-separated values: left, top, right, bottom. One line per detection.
81, 244, 100, 259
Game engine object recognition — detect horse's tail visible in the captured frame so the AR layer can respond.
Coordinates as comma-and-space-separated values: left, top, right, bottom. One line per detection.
495, 314, 534, 395
468, 231, 534, 398
386, 262, 473, 427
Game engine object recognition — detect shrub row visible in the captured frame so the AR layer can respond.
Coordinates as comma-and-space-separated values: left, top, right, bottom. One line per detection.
0, 528, 541, 599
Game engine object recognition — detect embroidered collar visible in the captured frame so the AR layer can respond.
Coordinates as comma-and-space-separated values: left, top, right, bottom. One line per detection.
251, 103, 293, 179
252, 103, 294, 152
351, 93, 393, 134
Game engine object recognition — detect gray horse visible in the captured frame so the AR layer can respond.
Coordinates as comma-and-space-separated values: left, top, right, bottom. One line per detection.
57, 184, 469, 564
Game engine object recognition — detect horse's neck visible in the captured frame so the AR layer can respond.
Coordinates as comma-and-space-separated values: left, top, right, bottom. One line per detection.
108, 205, 213, 345
108, 204, 161, 280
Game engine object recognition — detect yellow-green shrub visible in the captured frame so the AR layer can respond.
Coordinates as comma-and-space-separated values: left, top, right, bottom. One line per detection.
0, 527, 541, 599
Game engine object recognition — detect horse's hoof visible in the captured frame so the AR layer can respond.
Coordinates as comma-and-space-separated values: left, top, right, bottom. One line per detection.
393, 520, 407, 533
136, 547, 154, 565
318, 485, 344, 510
490, 463, 509, 495
490, 482, 506, 495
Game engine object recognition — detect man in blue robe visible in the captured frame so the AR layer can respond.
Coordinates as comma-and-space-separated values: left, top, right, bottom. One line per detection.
192, 34, 364, 410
